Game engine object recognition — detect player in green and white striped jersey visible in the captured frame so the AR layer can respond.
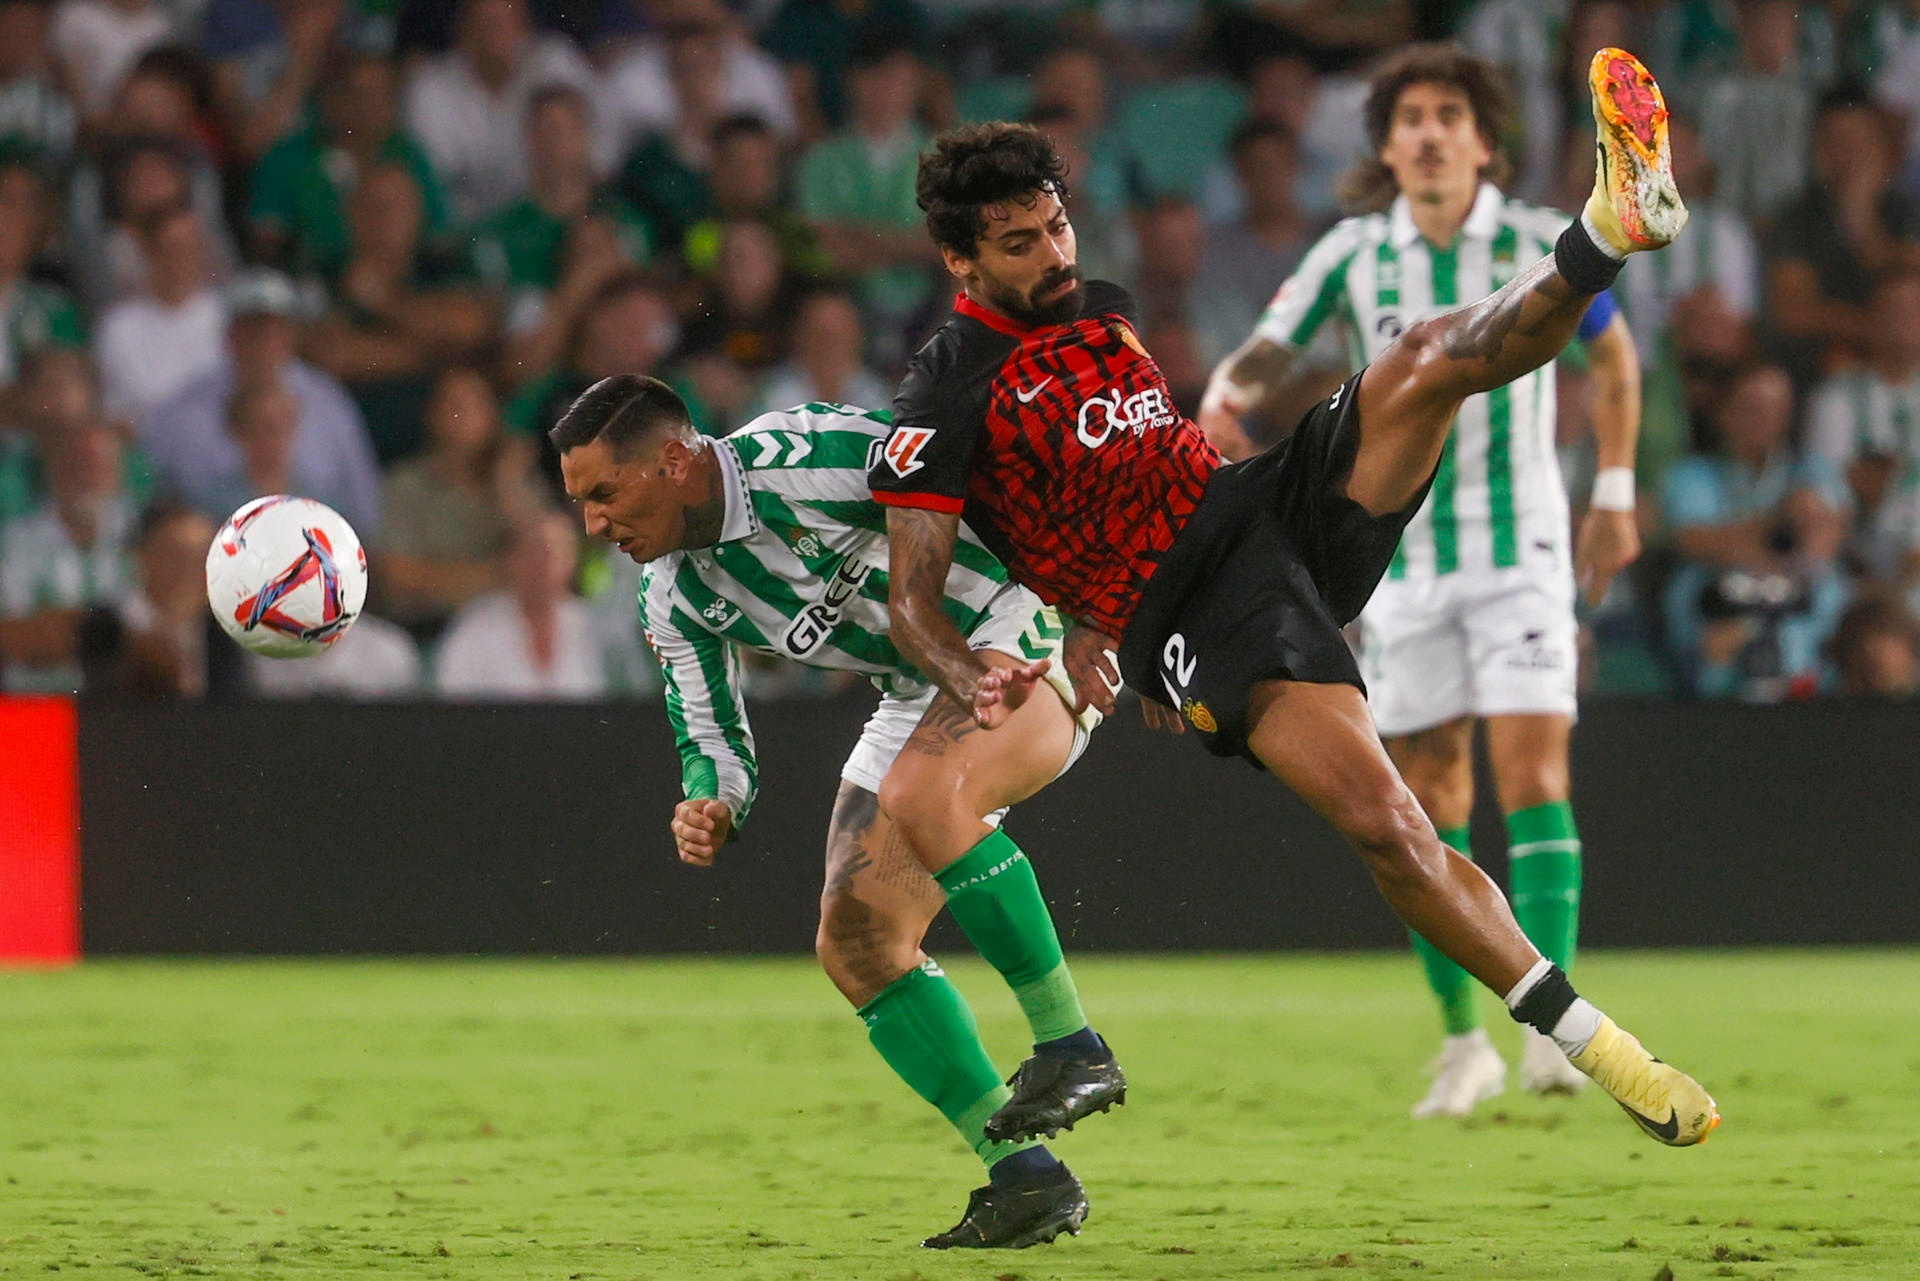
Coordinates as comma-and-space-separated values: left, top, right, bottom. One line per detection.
1199, 45, 1645, 1118
1806, 273, 1920, 580
551, 377, 1119, 1250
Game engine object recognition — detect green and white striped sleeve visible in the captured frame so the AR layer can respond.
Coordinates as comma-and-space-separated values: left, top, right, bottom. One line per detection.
641, 562, 760, 826
1252, 218, 1367, 350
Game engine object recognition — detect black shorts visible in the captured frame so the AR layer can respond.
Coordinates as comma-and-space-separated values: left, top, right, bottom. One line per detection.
1116, 371, 1434, 763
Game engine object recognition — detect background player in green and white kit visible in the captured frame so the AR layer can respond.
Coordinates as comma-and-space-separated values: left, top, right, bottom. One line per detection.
551, 377, 1121, 1250
1200, 45, 1643, 1118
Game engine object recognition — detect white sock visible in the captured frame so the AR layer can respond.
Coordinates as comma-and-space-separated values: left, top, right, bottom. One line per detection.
1549, 999, 1604, 1058
1580, 209, 1629, 260
1503, 958, 1554, 1008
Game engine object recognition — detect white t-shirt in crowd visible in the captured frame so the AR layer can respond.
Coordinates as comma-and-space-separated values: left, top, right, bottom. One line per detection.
96, 290, 227, 423
432, 592, 606, 701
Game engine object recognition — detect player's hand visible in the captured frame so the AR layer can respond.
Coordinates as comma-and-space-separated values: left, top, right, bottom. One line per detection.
1060, 624, 1122, 716
1574, 505, 1640, 606
972, 657, 1051, 729
1140, 697, 1186, 734
671, 799, 734, 866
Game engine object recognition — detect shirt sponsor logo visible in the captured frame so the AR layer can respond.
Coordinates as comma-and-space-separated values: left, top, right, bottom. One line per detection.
782, 557, 873, 657
702, 598, 741, 628
883, 427, 936, 477
1076, 385, 1180, 448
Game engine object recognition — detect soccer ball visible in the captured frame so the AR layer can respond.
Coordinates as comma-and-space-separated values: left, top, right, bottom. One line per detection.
206, 496, 368, 658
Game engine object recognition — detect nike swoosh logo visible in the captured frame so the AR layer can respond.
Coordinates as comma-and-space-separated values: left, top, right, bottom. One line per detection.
1015, 378, 1052, 404
1617, 1099, 1681, 1142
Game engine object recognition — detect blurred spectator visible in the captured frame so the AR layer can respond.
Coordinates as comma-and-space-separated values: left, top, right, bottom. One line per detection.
246, 47, 452, 282
95, 203, 226, 423
402, 0, 597, 223
89, 501, 247, 697
680, 113, 820, 278
0, 153, 83, 404
0, 347, 144, 520
608, 18, 746, 250
1764, 90, 1920, 378
302, 160, 499, 457
797, 30, 938, 364
1201, 52, 1357, 224
1458, 0, 1561, 200
202, 0, 345, 162
1828, 590, 1920, 697
1874, 7, 1920, 194
1662, 363, 1850, 700
677, 218, 800, 429
475, 83, 652, 351
184, 379, 323, 521
1193, 118, 1313, 367
1698, 0, 1816, 223
245, 609, 422, 697
0, 0, 78, 166
600, 0, 795, 163
760, 0, 924, 137
374, 364, 540, 640
1806, 271, 1920, 577
66, 51, 236, 307
504, 272, 678, 452
51, 0, 176, 132
0, 420, 135, 691
750, 282, 889, 414
142, 268, 381, 534
1123, 194, 1204, 337
1028, 46, 1126, 212
433, 506, 606, 700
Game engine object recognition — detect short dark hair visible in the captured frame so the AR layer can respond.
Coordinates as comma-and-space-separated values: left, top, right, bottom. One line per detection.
548, 374, 692, 456
1227, 116, 1296, 163
1336, 42, 1513, 213
916, 122, 1071, 257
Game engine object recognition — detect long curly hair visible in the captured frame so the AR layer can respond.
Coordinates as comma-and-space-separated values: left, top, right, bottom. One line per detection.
1334, 43, 1514, 215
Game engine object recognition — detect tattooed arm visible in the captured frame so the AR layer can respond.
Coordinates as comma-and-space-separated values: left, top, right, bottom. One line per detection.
1199, 333, 1302, 461
885, 507, 1047, 728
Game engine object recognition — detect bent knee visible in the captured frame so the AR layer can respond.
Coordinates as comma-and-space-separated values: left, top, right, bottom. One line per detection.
1344, 791, 1447, 881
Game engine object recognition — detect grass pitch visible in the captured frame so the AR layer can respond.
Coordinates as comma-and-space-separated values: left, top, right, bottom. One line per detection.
2, 951, 1916, 1280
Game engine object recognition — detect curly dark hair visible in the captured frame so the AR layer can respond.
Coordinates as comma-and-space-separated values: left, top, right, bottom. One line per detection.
1335, 42, 1514, 214
916, 123, 1072, 257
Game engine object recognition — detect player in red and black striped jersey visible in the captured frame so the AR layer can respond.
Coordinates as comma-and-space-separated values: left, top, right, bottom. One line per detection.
874, 278, 1219, 640
877, 91, 1717, 1177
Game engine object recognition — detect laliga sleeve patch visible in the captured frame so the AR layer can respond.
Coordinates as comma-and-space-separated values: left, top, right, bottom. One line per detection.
883, 427, 937, 477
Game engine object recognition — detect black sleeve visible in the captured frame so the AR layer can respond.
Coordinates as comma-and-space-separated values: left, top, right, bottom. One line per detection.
1082, 280, 1142, 331
870, 325, 985, 514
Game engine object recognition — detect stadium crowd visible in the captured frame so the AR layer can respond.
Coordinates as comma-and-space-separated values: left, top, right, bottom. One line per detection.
0, 0, 1917, 701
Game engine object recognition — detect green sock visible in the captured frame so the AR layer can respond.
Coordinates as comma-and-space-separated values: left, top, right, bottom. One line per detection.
1508, 801, 1582, 972
934, 828, 1089, 1044
858, 959, 1039, 1167
1409, 825, 1479, 1036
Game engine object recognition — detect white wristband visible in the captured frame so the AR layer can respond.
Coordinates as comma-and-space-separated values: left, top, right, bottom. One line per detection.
1590, 466, 1635, 512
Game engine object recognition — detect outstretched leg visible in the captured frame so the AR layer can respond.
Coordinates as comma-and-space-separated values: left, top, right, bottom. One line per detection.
1244, 678, 1719, 1146
1346, 47, 1685, 516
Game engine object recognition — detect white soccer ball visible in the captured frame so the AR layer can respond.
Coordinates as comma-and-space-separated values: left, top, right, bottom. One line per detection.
206, 496, 368, 658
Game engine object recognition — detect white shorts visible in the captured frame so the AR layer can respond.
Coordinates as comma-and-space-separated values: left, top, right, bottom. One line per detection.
1357, 566, 1578, 738
840, 598, 1099, 798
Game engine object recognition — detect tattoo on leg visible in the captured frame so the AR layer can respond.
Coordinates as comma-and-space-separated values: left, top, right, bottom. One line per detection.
821, 785, 942, 995
905, 695, 980, 757
1440, 261, 1580, 367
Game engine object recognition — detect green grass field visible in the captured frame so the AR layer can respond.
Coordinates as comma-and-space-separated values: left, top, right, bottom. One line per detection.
2, 951, 1916, 1279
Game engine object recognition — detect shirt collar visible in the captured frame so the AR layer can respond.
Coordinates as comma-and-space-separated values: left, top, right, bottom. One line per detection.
1390, 182, 1505, 250
712, 436, 758, 544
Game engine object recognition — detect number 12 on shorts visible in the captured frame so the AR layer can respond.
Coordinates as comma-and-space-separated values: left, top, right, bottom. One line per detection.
1160, 632, 1196, 706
